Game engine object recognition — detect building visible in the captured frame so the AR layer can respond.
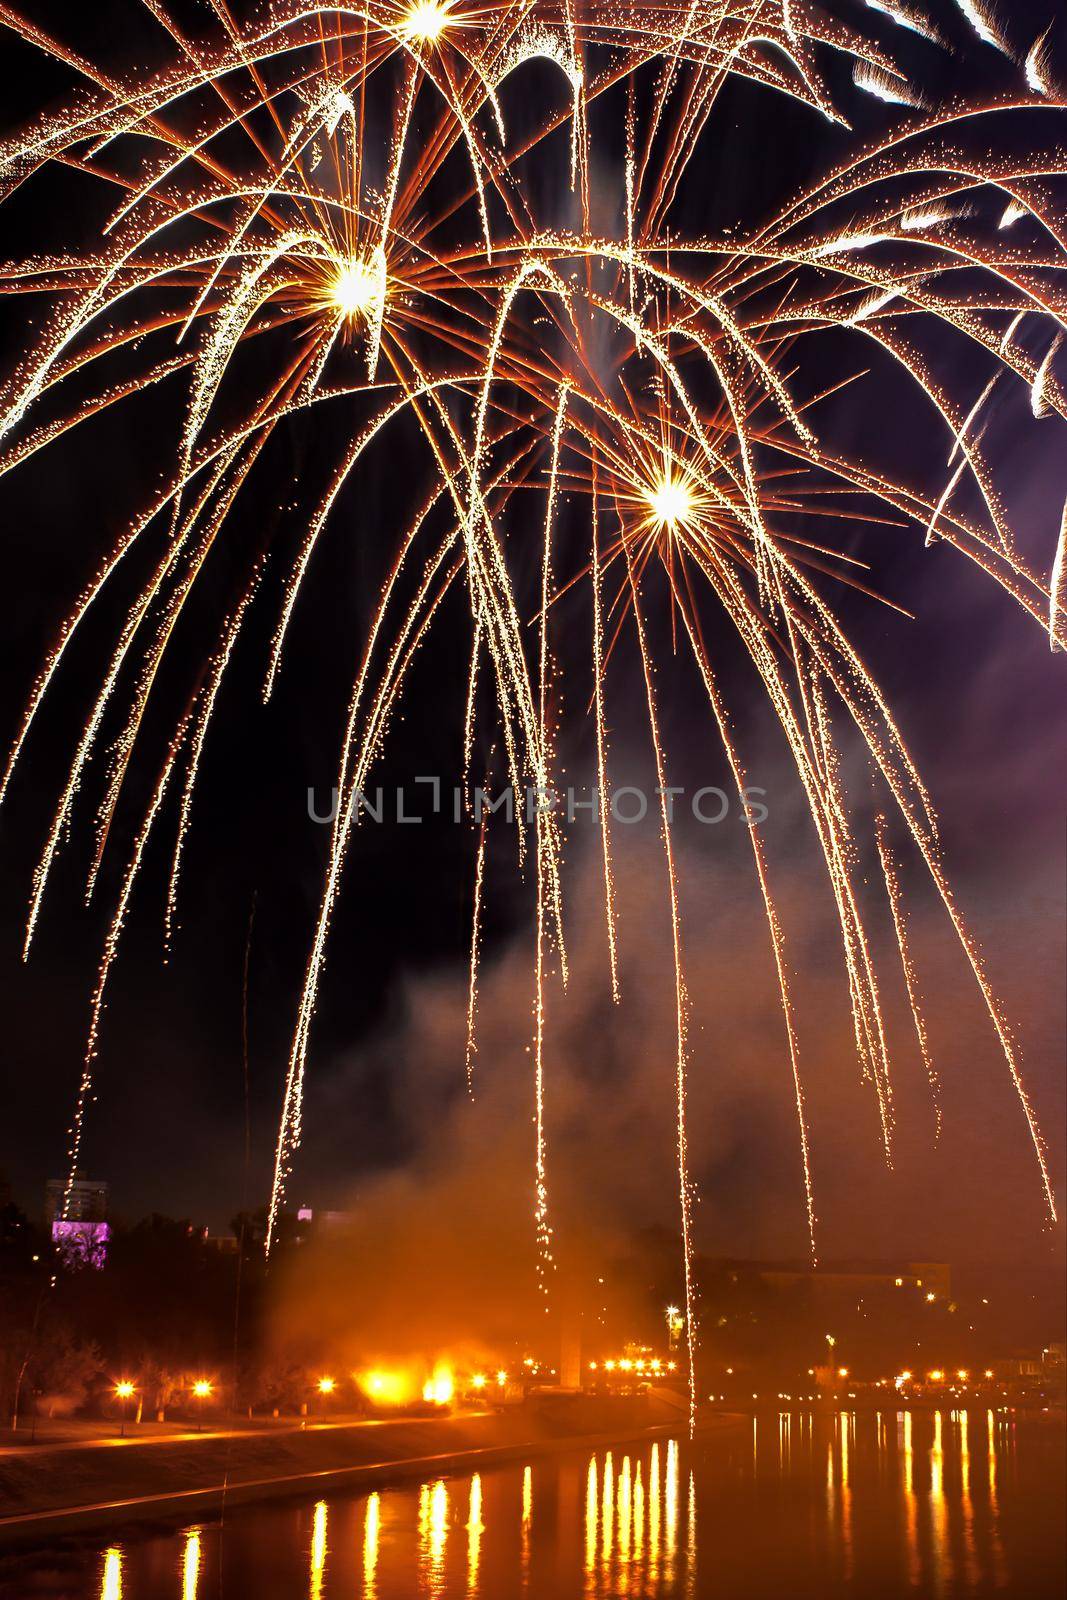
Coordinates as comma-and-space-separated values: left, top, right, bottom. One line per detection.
45, 1172, 109, 1223
45, 1172, 110, 1269
754, 1260, 951, 1299
295, 1205, 353, 1235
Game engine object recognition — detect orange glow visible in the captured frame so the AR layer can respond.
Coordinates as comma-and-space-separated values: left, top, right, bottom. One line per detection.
114, 1381, 135, 1400
192, 1380, 212, 1399
360, 1369, 412, 1405
317, 1376, 336, 1395
423, 1366, 455, 1406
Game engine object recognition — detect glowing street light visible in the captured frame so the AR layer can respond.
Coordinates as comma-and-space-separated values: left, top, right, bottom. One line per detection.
191, 1378, 213, 1431
114, 1380, 136, 1438
317, 1377, 336, 1395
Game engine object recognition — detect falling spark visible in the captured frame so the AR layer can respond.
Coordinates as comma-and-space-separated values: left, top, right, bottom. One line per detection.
864, 0, 939, 42
465, 811, 488, 1096
952, 0, 1007, 53
998, 200, 1027, 229
1031, 335, 1063, 419
1051, 498, 1067, 652
853, 64, 925, 107
1025, 30, 1053, 96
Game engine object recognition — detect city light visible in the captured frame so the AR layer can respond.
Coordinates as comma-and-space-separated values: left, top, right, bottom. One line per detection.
470, 1374, 488, 1390
929, 1370, 945, 1383
317, 1377, 336, 1396
957, 1369, 969, 1382
192, 1380, 213, 1399
495, 1371, 507, 1387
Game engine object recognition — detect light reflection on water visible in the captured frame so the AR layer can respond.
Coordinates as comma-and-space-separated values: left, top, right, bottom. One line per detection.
33, 1410, 1061, 1600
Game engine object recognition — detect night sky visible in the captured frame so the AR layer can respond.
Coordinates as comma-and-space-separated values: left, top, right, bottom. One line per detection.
0, 1, 1063, 1323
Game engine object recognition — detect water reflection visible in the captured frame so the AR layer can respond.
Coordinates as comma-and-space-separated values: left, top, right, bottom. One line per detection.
363, 1492, 380, 1600
466, 1475, 482, 1594
309, 1501, 327, 1600
182, 1528, 201, 1600
521, 1462, 532, 1588
65, 1411, 1063, 1600
901, 1409, 919, 1586
100, 1547, 122, 1600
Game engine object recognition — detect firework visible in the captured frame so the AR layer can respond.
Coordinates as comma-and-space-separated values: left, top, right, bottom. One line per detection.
0, 1, 1063, 1427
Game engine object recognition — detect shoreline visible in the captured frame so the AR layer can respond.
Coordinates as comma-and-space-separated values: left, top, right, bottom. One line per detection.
0, 1397, 695, 1546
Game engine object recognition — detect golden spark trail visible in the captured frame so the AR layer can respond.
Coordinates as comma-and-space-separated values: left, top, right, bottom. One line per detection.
1052, 497, 1067, 653
623, 529, 697, 1430
465, 810, 487, 1095
590, 474, 620, 999
531, 383, 568, 1298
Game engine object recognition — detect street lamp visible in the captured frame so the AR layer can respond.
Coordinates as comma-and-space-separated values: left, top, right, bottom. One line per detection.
114, 1380, 135, 1438
316, 1376, 335, 1417
192, 1379, 213, 1431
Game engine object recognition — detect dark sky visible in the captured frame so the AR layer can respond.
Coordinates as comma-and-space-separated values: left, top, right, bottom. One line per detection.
0, 0, 1063, 1321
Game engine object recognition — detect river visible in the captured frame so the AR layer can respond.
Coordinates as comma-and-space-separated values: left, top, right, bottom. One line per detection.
3, 1408, 1063, 1598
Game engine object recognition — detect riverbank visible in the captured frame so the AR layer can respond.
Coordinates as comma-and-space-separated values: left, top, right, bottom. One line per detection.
0, 1393, 690, 1544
